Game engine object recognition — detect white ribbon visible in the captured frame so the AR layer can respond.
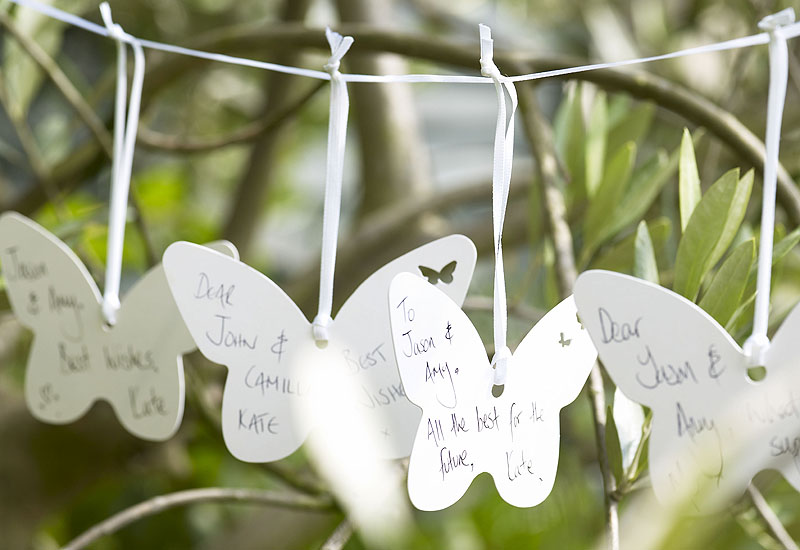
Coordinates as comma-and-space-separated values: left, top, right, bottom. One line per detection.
479, 25, 517, 385
312, 28, 354, 345
743, 8, 794, 366
99, 2, 146, 325
11, 0, 800, 85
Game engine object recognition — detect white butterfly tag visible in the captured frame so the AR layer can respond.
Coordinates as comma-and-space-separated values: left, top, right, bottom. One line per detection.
0, 211, 237, 440
163, 235, 477, 462
388, 272, 596, 510
574, 269, 800, 512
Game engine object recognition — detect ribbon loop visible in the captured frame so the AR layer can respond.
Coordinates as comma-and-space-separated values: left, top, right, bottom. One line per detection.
314, 28, 354, 346
478, 24, 518, 366
99, 2, 146, 326
743, 9, 793, 365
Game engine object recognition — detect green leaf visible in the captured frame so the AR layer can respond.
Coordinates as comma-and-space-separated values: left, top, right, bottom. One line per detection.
554, 83, 586, 195
699, 239, 755, 326
769, 225, 800, 267
583, 142, 636, 242
591, 218, 671, 273
678, 128, 701, 233
581, 147, 678, 264
585, 91, 608, 197
633, 221, 659, 284
606, 101, 655, 156
726, 226, 800, 334
604, 405, 624, 486
673, 169, 754, 301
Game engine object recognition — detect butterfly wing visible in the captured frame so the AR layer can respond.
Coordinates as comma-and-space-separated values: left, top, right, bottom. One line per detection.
752, 301, 800, 492
389, 272, 493, 510
0, 212, 104, 425
438, 260, 457, 284
106, 241, 238, 441
164, 242, 311, 462
418, 266, 437, 284
574, 270, 750, 511
333, 234, 477, 459
490, 295, 596, 507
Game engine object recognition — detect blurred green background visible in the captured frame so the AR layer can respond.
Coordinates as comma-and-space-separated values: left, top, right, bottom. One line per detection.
2, 0, 800, 548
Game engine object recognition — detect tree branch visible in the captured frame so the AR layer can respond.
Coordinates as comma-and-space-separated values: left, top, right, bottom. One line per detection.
60, 487, 334, 550
8, 23, 799, 228
320, 519, 354, 550
183, 356, 328, 496
747, 485, 800, 550
164, 23, 800, 224
516, 79, 619, 550
137, 80, 326, 153
0, 10, 113, 157
220, 0, 313, 258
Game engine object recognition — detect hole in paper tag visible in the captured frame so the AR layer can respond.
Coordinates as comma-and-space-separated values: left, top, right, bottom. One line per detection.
418, 261, 457, 285
747, 365, 767, 382
574, 269, 800, 513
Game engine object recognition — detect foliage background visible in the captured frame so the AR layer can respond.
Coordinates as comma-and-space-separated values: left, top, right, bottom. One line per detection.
2, 0, 800, 548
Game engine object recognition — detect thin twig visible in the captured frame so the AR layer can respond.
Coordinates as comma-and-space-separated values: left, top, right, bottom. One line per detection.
136, 22, 800, 223
7, 24, 800, 227
747, 485, 800, 550
60, 487, 334, 550
0, 11, 161, 272
0, 73, 56, 199
136, 80, 326, 152
320, 519, 354, 550
516, 78, 619, 550
0, 10, 113, 156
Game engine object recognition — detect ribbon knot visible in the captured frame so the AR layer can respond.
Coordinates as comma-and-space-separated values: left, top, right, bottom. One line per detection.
324, 28, 354, 77
743, 334, 770, 367
312, 314, 333, 345
491, 346, 512, 385
100, 2, 126, 42
759, 8, 795, 32
478, 24, 503, 81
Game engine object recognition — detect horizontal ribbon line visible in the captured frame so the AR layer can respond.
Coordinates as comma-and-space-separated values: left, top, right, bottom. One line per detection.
9, 0, 800, 84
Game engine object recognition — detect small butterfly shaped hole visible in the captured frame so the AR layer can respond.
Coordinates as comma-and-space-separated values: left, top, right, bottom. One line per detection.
419, 261, 457, 285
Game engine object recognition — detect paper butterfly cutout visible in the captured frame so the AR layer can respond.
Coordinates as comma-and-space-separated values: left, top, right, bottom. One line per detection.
419, 261, 456, 285
0, 211, 237, 440
163, 235, 477, 462
574, 270, 800, 512
388, 272, 597, 510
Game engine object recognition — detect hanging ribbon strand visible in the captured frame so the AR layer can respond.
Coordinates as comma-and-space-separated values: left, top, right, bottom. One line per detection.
312, 29, 354, 345
743, 8, 795, 366
99, 2, 146, 326
479, 24, 518, 385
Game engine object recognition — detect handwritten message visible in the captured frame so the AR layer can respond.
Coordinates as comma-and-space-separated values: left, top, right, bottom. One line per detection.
389, 272, 596, 510
163, 235, 477, 463
574, 270, 800, 513
0, 212, 207, 441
